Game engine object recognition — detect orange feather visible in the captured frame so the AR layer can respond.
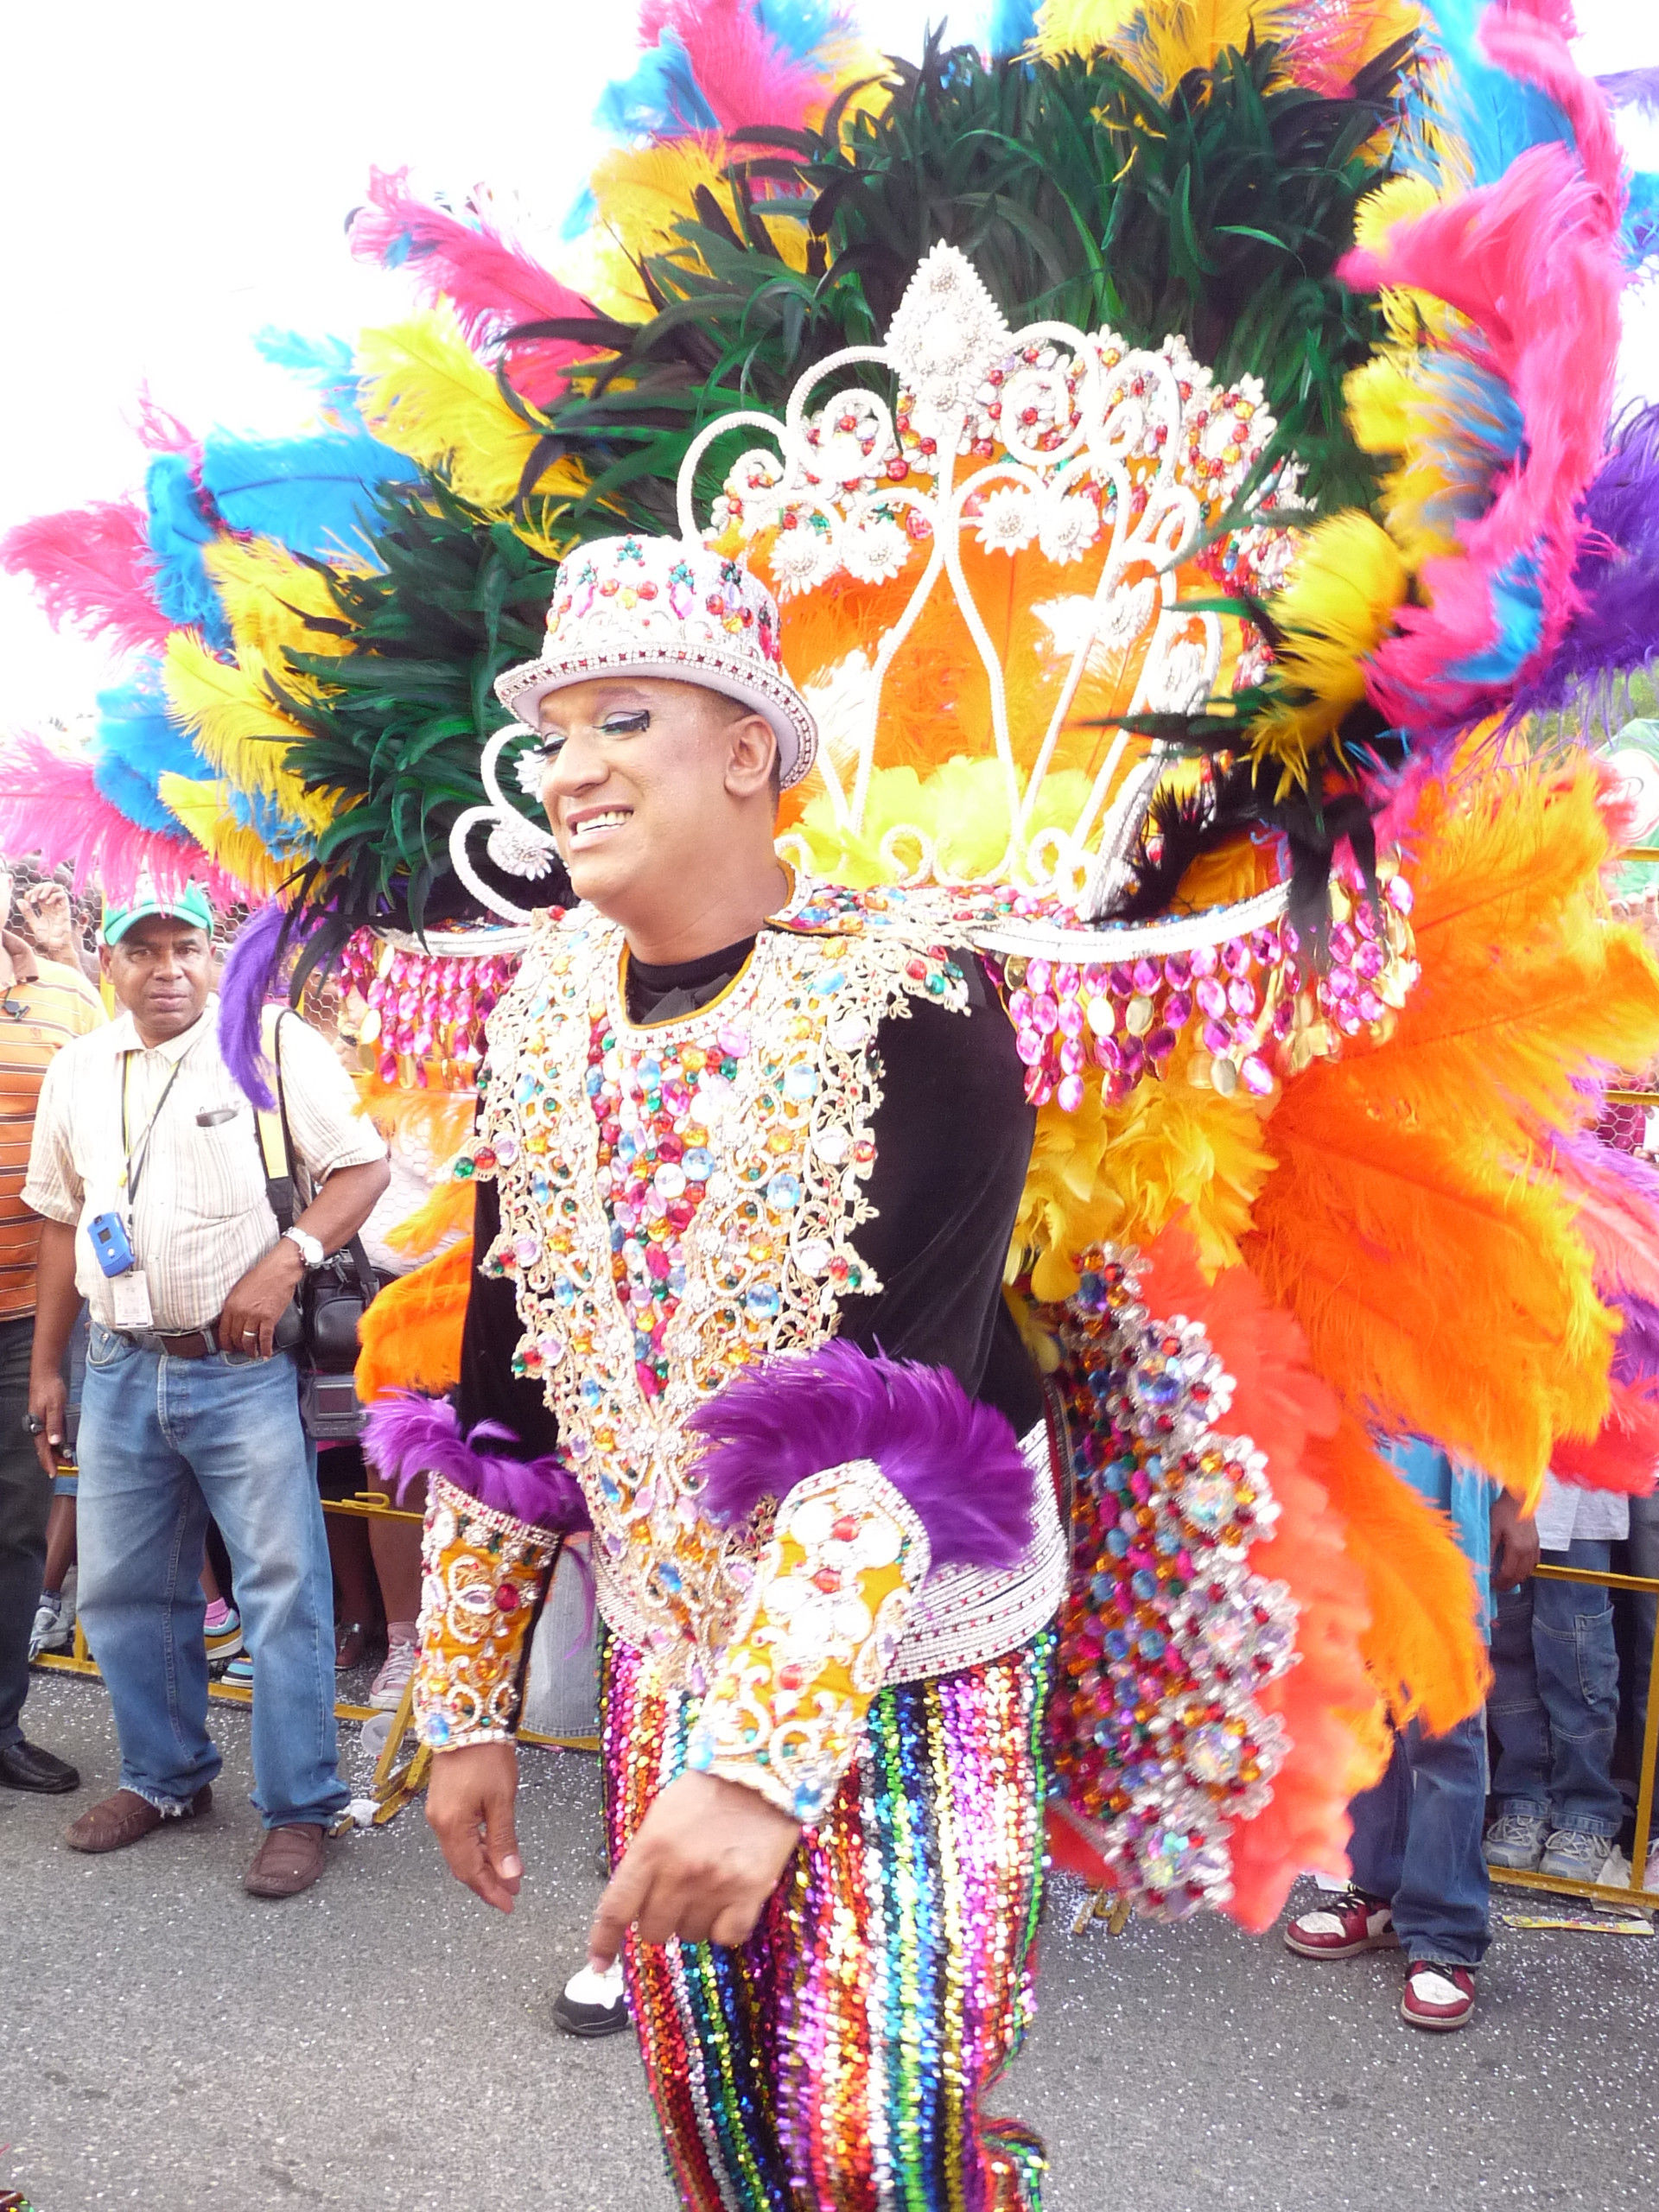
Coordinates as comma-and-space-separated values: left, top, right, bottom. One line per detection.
355, 1237, 473, 1402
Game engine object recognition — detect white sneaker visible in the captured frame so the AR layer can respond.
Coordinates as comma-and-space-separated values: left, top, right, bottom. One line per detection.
368, 1637, 417, 1711
29, 1591, 73, 1658
553, 1960, 629, 2038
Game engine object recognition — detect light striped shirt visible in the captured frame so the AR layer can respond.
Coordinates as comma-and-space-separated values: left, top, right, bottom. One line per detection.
22, 995, 386, 1332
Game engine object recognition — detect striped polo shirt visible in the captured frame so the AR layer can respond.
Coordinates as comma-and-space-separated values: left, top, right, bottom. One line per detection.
0, 933, 105, 1319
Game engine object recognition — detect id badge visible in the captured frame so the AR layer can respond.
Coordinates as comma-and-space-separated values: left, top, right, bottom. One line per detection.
111, 1269, 155, 1329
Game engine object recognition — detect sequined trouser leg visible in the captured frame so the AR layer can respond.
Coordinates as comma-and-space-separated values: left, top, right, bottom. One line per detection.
602, 1631, 1054, 2212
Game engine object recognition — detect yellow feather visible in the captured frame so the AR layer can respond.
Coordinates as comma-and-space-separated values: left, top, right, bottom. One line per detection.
583, 142, 812, 322
788, 756, 1095, 889
202, 537, 364, 667
1027, 0, 1143, 58
356, 310, 588, 516
1033, 0, 1294, 91
1012, 1026, 1277, 1300
1250, 512, 1408, 792
156, 775, 295, 897
161, 632, 337, 836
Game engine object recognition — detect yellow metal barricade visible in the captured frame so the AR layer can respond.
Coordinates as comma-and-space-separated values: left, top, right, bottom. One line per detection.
33, 1487, 597, 1824
1485, 1560, 1659, 1916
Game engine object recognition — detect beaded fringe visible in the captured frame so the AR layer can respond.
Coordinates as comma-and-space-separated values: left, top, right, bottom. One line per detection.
604, 1631, 1055, 2212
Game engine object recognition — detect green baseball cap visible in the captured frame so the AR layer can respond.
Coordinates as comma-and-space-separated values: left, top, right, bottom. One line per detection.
101, 876, 215, 946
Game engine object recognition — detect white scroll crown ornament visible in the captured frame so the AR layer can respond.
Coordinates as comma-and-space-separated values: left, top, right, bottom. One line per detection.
450, 245, 1303, 931
679, 242, 1302, 918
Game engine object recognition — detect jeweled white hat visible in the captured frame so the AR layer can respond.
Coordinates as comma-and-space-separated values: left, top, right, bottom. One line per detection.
493, 534, 818, 790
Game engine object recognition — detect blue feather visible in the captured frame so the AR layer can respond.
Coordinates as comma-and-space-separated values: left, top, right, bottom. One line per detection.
198, 427, 417, 563
143, 454, 230, 648
253, 329, 365, 430
1416, 355, 1526, 538
91, 671, 213, 836
562, 184, 598, 244
594, 28, 720, 141
1449, 552, 1543, 686
1416, 0, 1575, 187
987, 0, 1039, 57
754, 0, 839, 60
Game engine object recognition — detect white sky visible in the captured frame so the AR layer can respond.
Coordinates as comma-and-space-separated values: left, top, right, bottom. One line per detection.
2, 0, 1655, 731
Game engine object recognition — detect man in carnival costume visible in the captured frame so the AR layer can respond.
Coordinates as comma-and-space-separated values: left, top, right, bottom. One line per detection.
376, 534, 1069, 2209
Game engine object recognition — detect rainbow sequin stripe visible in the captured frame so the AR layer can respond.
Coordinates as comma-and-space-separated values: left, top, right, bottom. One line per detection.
607, 1630, 1054, 2211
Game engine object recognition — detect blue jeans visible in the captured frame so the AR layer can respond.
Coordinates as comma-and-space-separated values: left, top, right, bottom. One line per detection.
76, 1325, 346, 1827
1348, 1710, 1491, 1967
0, 1315, 47, 1751
1490, 1541, 1624, 1838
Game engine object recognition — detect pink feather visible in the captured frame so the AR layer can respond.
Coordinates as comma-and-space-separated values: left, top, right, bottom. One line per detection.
349, 168, 599, 409
1, 501, 172, 657
0, 733, 241, 908
131, 385, 196, 454
639, 0, 835, 140
1339, 5, 1624, 753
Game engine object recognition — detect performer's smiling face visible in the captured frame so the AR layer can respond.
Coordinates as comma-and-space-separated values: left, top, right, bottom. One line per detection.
536, 675, 779, 919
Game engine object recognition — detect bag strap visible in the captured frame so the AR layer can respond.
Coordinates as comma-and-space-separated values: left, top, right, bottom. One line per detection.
255, 1005, 296, 1235
254, 1004, 380, 1311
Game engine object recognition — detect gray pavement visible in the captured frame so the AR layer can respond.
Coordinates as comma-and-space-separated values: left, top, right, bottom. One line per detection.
3, 1672, 1655, 2212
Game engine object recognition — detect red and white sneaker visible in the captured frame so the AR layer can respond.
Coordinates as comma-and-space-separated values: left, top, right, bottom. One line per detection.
1402, 1961, 1476, 2031
1283, 1889, 1398, 1959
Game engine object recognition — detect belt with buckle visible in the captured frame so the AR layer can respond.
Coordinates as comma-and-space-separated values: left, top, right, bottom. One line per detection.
116, 1326, 220, 1359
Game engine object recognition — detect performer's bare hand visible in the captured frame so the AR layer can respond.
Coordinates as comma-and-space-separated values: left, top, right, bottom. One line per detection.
1491, 1488, 1541, 1591
426, 1741, 524, 1912
588, 1771, 801, 1968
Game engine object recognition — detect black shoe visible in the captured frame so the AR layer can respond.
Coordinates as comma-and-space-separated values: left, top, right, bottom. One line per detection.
552, 1964, 630, 2040
0, 1738, 81, 1794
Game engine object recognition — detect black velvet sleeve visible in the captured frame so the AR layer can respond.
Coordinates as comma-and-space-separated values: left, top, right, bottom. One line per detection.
456, 1176, 563, 1457
837, 954, 1044, 1436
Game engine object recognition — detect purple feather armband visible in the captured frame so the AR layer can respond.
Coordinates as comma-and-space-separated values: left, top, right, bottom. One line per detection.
362, 1391, 591, 1536
687, 1341, 1038, 1573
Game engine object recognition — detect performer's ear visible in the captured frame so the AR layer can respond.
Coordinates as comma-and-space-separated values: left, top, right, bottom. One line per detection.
722, 705, 779, 804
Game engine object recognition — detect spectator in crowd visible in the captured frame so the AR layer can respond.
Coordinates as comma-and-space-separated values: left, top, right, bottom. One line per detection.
0, 859, 107, 1793
1485, 1471, 1628, 1884
12, 864, 102, 988
1284, 1446, 1537, 2031
27, 1309, 88, 1657
22, 880, 387, 1896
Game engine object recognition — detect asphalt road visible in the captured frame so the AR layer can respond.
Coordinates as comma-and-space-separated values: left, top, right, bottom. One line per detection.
3, 1674, 1654, 2212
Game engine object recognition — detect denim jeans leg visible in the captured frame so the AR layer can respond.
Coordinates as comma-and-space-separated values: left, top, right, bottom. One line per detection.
1346, 1728, 1411, 1903
1531, 1540, 1624, 1837
1384, 1710, 1491, 1967
1488, 1578, 1552, 1822
76, 1329, 220, 1808
0, 1316, 47, 1751
171, 1350, 346, 1830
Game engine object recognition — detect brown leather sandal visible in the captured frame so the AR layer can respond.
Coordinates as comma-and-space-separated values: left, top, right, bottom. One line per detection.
334, 1620, 372, 1670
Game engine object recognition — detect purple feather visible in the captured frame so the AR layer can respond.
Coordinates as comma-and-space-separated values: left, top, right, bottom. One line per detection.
1512, 404, 1659, 724
688, 1341, 1038, 1573
1597, 69, 1659, 117
1611, 1291, 1659, 1387
217, 900, 291, 1109
363, 1390, 591, 1535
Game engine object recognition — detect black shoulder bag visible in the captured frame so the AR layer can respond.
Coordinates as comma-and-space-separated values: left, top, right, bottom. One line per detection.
254, 1006, 381, 1440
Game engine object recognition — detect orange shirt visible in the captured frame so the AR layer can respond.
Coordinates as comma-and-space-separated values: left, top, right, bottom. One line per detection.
0, 933, 105, 1319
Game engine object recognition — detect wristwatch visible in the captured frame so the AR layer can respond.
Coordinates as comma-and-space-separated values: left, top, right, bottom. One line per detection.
283, 1226, 326, 1270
